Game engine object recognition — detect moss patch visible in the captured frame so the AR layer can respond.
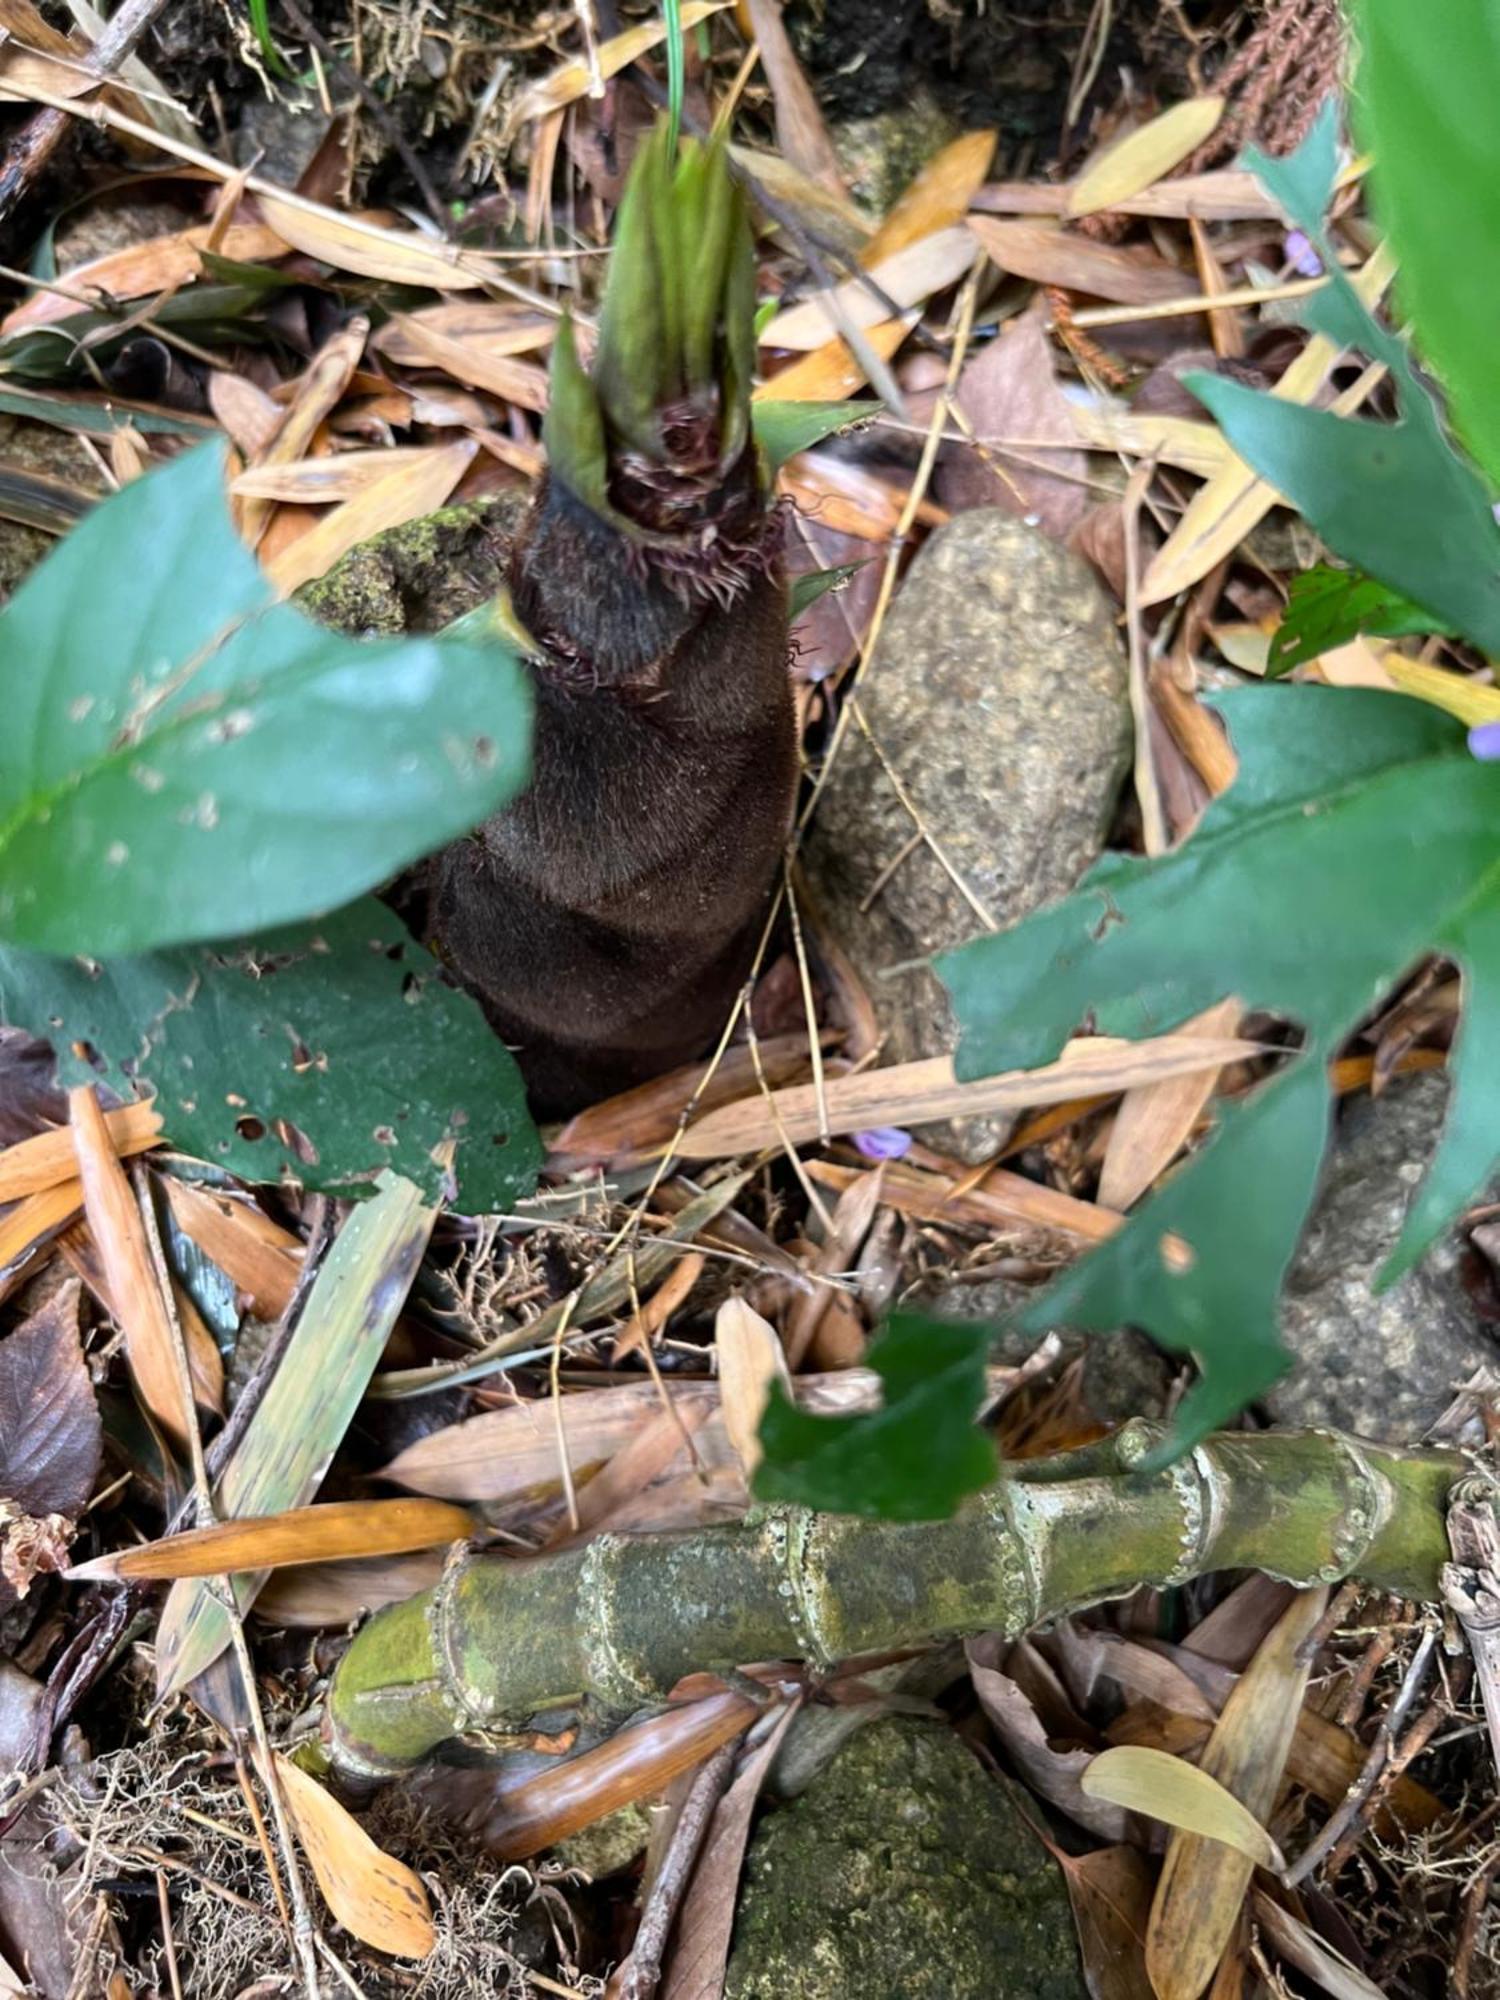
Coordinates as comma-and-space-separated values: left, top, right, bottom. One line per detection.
727, 1717, 1084, 2000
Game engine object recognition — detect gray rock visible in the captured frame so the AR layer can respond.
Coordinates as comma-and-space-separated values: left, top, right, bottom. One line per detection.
726, 1717, 1084, 2000
827, 91, 960, 213
1267, 1073, 1500, 1439
804, 508, 1132, 1157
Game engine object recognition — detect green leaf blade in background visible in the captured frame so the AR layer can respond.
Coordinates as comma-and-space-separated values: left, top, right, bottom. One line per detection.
0, 897, 543, 1209
1360, 0, 1500, 493
1269, 563, 1449, 676
754, 1312, 998, 1518
0, 440, 534, 956
930, 686, 1500, 1460
752, 399, 883, 472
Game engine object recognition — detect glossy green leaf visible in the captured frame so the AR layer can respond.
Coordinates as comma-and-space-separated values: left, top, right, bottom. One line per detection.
1187, 106, 1500, 658
752, 399, 883, 472
754, 1311, 998, 1518
1269, 563, 1448, 676
937, 686, 1500, 1461
0, 440, 533, 956
0, 897, 543, 1208
1360, 0, 1500, 490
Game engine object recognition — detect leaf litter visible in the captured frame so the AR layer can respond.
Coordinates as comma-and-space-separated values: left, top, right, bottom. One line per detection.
0, 2, 1495, 1995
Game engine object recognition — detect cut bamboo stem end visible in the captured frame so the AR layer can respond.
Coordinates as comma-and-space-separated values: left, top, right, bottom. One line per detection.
323, 1425, 1460, 1779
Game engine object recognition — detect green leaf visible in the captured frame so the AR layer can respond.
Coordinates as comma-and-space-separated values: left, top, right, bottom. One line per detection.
0, 897, 543, 1208
1359, 0, 1500, 491
1269, 563, 1449, 675
753, 1312, 998, 1518
789, 561, 866, 621
0, 440, 533, 956
938, 685, 1500, 1461
1188, 374, 1500, 658
752, 399, 883, 472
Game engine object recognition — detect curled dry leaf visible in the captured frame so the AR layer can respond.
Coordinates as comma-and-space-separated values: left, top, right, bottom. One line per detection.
274, 1754, 434, 1958
968, 1634, 1129, 1842
0, 1278, 101, 1606
715, 1296, 792, 1476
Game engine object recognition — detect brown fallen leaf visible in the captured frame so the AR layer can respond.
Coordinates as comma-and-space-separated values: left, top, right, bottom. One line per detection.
760, 227, 978, 350
275, 1754, 434, 1958
68, 1497, 473, 1582
863, 129, 998, 266
740, 0, 845, 197
372, 300, 557, 367
69, 1085, 193, 1448
263, 438, 478, 594
967, 215, 1194, 304
383, 311, 549, 412
715, 1297, 793, 1477
1, 221, 287, 333
940, 298, 1090, 536
969, 1633, 1129, 1842
0, 1099, 161, 1202
0, 1280, 100, 1608
1055, 1843, 1157, 2000
239, 315, 369, 548
162, 1177, 302, 1320
1146, 1589, 1327, 2000
1097, 999, 1242, 1212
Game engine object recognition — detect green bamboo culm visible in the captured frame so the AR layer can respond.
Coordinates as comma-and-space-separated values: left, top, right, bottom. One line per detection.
543, 117, 758, 524
324, 1424, 1459, 1778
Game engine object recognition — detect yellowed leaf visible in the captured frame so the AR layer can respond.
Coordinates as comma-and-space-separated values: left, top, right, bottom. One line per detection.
0, 1179, 83, 1279
760, 227, 977, 350
1380, 653, 1500, 726
754, 316, 914, 403
232, 446, 457, 504
714, 1297, 791, 1475
1066, 97, 1226, 218
254, 191, 488, 290
1146, 1588, 1327, 2000
69, 1497, 473, 1582
263, 439, 477, 595
513, 1, 727, 122
863, 128, 998, 264
275, 1755, 434, 1958
1070, 406, 1233, 478
1081, 1746, 1282, 1868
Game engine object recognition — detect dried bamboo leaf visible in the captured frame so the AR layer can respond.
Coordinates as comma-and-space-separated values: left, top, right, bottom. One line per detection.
0, 1100, 160, 1201
755, 316, 913, 403
154, 1174, 435, 1697
383, 311, 550, 412
806, 1155, 1119, 1245
740, 0, 844, 196
513, 1, 728, 122
1097, 999, 1241, 1212
1, 222, 287, 334
1066, 98, 1226, 218
263, 439, 477, 594
372, 301, 556, 367
967, 215, 1194, 304
69, 1085, 192, 1447
1140, 246, 1395, 605
231, 446, 459, 503
1069, 407, 1233, 478
70, 1496, 472, 1581
239, 315, 369, 546
275, 1754, 434, 1958
253, 192, 488, 290
1146, 1589, 1327, 2000
760, 227, 977, 350
162, 1178, 301, 1320
678, 1034, 1260, 1158
715, 1297, 792, 1475
0, 1178, 83, 1282
1252, 1890, 1389, 2000
863, 129, 997, 265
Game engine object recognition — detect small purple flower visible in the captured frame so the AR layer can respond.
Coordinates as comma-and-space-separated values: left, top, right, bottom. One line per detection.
1285, 229, 1323, 278
853, 1125, 912, 1161
1468, 721, 1500, 760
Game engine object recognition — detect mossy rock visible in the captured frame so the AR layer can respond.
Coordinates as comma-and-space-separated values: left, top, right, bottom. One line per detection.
297, 488, 527, 636
726, 1717, 1085, 2000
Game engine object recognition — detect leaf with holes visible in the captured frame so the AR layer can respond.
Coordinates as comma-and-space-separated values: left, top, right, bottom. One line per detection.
0, 898, 542, 1207
1269, 564, 1449, 676
937, 684, 1500, 1462
0, 439, 532, 956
